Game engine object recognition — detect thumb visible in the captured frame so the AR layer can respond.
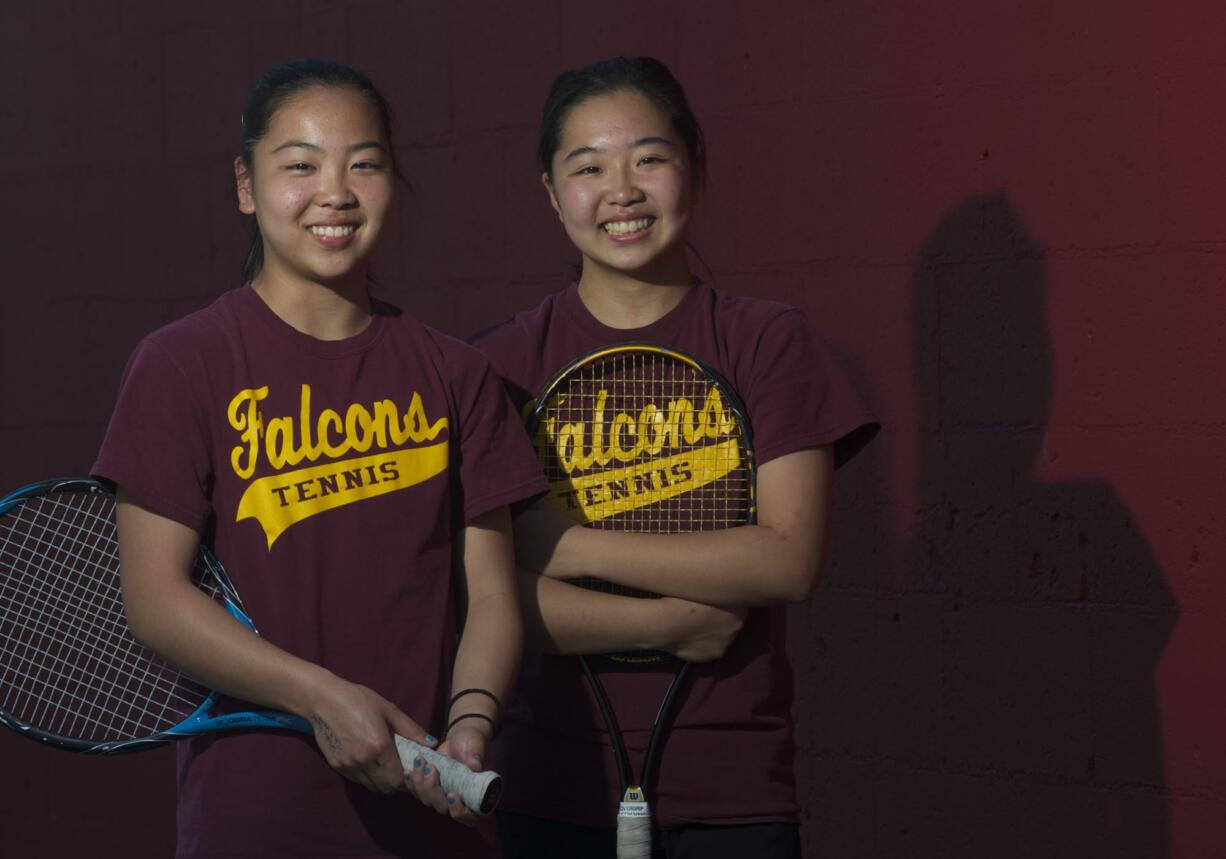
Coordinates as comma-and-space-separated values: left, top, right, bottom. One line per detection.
467, 749, 485, 772
448, 726, 488, 771
386, 707, 438, 755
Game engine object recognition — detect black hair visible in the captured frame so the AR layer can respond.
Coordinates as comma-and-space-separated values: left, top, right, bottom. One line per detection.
238, 58, 395, 283
537, 56, 705, 186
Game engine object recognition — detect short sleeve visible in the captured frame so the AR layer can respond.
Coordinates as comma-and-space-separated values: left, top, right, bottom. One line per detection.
450, 354, 548, 525
91, 338, 214, 532
742, 310, 879, 469
467, 320, 540, 413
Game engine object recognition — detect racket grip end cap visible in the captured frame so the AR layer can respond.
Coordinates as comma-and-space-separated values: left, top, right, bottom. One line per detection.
617, 789, 651, 859
394, 734, 502, 815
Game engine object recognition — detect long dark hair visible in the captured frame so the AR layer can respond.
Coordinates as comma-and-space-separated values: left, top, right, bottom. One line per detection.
238, 58, 395, 283
537, 56, 705, 186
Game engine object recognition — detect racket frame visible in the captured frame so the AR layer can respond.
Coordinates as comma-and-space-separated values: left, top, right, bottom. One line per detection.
525, 343, 756, 842
0, 477, 502, 815
0, 477, 303, 754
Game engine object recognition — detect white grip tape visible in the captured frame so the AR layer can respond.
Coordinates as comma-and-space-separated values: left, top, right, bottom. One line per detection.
394, 735, 502, 815
616, 789, 651, 859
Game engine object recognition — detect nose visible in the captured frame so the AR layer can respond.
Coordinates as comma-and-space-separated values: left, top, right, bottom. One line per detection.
316, 164, 357, 208
605, 164, 644, 206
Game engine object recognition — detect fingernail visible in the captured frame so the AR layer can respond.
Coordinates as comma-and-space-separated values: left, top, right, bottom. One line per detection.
423, 765, 431, 775
447, 796, 455, 805
426, 734, 437, 744
413, 758, 422, 769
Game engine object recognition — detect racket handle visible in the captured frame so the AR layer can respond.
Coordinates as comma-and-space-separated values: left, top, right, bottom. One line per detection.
394, 734, 503, 815
616, 787, 651, 859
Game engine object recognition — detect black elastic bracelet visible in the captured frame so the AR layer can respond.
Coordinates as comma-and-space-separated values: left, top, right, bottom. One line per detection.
446, 712, 497, 736
448, 687, 502, 721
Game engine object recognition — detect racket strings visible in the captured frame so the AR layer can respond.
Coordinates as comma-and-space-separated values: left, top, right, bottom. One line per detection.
535, 350, 751, 605
2, 498, 153, 677
0, 498, 166, 738
0, 540, 203, 739
2, 506, 138, 666
0, 494, 145, 734
0, 489, 211, 741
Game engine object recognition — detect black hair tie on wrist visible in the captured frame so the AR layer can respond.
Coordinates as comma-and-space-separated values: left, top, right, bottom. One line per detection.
448, 688, 502, 721
446, 712, 497, 736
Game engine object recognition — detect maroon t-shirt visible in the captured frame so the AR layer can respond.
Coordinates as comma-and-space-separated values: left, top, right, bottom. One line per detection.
469, 282, 878, 828
93, 286, 546, 859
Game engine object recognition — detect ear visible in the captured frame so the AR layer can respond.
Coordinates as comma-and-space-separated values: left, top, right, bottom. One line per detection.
235, 157, 255, 215
541, 172, 561, 220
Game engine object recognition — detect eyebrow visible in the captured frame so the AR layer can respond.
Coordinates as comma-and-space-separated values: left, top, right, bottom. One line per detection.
562, 136, 677, 162
270, 140, 388, 155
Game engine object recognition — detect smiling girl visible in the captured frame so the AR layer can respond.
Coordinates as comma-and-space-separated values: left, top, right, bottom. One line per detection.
91, 59, 545, 858
470, 57, 878, 857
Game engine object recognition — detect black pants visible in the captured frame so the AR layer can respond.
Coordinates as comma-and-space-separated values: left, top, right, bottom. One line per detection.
497, 811, 801, 858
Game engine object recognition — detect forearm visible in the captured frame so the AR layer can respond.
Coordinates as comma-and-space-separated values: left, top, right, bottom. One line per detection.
554, 525, 820, 606
518, 569, 676, 655
447, 507, 522, 735
526, 448, 834, 607
122, 574, 333, 719
118, 492, 434, 793
447, 590, 521, 733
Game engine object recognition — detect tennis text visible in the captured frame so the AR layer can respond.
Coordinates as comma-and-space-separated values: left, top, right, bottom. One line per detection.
226, 385, 450, 547
545, 440, 741, 524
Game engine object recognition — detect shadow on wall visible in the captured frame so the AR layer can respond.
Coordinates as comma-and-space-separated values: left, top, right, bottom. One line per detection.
899, 194, 1177, 857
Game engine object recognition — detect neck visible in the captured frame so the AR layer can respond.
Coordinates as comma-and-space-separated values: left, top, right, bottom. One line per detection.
251, 270, 373, 341
577, 249, 693, 330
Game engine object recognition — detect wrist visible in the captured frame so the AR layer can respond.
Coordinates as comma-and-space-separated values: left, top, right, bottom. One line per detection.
554, 525, 597, 580
288, 663, 341, 720
445, 712, 497, 740
642, 597, 679, 652
446, 687, 501, 739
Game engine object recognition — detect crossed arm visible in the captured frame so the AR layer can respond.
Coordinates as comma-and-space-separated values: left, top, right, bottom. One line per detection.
513, 446, 834, 659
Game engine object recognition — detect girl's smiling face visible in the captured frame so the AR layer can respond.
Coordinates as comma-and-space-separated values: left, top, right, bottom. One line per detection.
545, 89, 694, 285
236, 85, 394, 290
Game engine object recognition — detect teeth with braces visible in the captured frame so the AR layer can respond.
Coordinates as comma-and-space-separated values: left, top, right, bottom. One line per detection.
603, 218, 654, 235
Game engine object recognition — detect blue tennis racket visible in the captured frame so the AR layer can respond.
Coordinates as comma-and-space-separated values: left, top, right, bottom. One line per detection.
0, 477, 501, 814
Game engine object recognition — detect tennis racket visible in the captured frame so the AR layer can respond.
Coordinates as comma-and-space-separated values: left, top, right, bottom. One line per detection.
0, 477, 501, 815
526, 344, 755, 859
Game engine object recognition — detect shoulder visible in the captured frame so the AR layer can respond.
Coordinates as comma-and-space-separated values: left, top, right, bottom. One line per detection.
693, 286, 826, 381
696, 285, 879, 467
415, 320, 501, 376
468, 290, 564, 359
467, 289, 567, 402
391, 317, 512, 415
125, 289, 250, 377
706, 287, 812, 339
355, 299, 496, 380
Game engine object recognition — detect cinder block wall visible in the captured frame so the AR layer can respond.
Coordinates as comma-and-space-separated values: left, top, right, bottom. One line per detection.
1, 2, 1217, 856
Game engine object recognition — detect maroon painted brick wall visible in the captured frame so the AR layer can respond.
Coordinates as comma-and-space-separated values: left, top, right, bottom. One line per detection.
0, 2, 1218, 856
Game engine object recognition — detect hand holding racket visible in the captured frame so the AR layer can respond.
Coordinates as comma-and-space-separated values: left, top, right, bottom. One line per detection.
407, 722, 490, 824
526, 344, 755, 859
0, 478, 503, 815
298, 668, 440, 796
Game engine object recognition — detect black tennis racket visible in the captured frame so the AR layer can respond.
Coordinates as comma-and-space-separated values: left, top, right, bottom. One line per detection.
0, 477, 501, 814
526, 344, 755, 858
